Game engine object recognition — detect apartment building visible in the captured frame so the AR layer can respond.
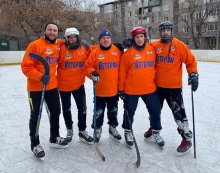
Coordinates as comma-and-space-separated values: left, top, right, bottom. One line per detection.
99, 0, 220, 49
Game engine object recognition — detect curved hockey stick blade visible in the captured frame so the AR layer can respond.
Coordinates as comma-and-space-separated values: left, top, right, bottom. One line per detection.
93, 141, 105, 161
123, 100, 141, 169
29, 53, 50, 76
132, 135, 140, 168
93, 82, 105, 162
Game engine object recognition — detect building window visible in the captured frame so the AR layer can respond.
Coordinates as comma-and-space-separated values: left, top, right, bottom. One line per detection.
195, 12, 201, 20
135, 10, 139, 16
163, 5, 169, 11
183, 14, 190, 21
183, 26, 189, 33
136, 0, 141, 5
183, 2, 189, 8
207, 38, 215, 46
208, 24, 217, 31
127, 21, 132, 27
128, 1, 132, 7
128, 11, 132, 17
134, 20, 139, 26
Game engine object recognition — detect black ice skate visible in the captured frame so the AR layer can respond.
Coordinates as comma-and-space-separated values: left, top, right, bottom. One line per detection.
66, 129, 73, 142
32, 144, 45, 160
177, 139, 192, 155
109, 125, 122, 143
79, 130, 93, 144
49, 137, 69, 148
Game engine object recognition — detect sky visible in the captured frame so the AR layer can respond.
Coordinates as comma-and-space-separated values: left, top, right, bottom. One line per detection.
0, 61, 220, 173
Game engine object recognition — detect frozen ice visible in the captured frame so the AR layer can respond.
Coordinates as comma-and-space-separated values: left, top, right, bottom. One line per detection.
0, 61, 219, 173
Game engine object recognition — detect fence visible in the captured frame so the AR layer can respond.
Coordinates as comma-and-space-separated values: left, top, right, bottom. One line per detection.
0, 50, 219, 65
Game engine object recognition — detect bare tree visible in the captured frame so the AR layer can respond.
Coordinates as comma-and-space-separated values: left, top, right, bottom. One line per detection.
179, 0, 214, 49
0, 0, 107, 49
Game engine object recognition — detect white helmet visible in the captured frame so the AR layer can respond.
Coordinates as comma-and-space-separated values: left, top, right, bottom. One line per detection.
64, 28, 79, 38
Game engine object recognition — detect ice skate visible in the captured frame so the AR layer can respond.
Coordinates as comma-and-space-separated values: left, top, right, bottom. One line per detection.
66, 129, 73, 142
152, 130, 165, 147
144, 127, 153, 139
177, 139, 192, 155
32, 144, 45, 160
124, 129, 133, 147
79, 130, 93, 144
49, 137, 69, 148
109, 125, 122, 143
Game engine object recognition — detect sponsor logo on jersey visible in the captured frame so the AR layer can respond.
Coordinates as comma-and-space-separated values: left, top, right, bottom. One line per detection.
65, 52, 71, 59
45, 47, 52, 54
98, 54, 105, 60
147, 51, 152, 54
157, 47, 162, 53
134, 53, 141, 59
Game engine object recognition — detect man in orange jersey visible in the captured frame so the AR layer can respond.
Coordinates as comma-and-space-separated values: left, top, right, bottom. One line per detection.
84, 28, 123, 143
57, 27, 93, 144
21, 21, 68, 160
144, 21, 199, 155
118, 26, 164, 147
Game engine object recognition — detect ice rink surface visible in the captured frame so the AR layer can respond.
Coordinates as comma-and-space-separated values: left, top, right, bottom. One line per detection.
0, 61, 219, 173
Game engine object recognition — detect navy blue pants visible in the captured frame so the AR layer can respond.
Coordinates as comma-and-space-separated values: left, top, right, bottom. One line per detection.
122, 91, 162, 130
28, 88, 61, 149
91, 95, 119, 128
59, 85, 87, 131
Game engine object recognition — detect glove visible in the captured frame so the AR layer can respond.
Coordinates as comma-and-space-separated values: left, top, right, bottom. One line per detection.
81, 39, 90, 50
91, 71, 100, 82
113, 43, 124, 52
40, 75, 50, 85
118, 91, 125, 100
188, 72, 199, 92
122, 38, 133, 49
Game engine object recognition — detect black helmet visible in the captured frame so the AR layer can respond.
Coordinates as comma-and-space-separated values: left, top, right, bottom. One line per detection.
159, 21, 173, 43
159, 21, 173, 31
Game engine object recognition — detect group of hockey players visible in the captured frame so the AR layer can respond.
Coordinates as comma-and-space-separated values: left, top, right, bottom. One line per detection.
21, 21, 199, 160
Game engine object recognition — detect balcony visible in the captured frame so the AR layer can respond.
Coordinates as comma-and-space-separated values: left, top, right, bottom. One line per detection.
149, 0, 161, 7
138, 0, 161, 8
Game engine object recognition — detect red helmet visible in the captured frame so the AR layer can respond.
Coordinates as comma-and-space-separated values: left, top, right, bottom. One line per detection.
130, 26, 147, 38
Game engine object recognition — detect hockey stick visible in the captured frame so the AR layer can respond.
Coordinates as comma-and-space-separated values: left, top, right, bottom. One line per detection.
191, 89, 196, 158
29, 53, 50, 138
93, 82, 105, 161
123, 100, 140, 168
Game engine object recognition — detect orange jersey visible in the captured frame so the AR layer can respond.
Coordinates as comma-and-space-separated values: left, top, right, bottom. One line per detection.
57, 45, 91, 91
84, 44, 122, 97
21, 38, 63, 91
118, 44, 157, 95
149, 38, 198, 88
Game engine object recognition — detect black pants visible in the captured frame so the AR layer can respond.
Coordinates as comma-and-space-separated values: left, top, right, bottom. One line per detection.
59, 85, 87, 131
91, 95, 119, 128
157, 87, 192, 140
28, 88, 61, 149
